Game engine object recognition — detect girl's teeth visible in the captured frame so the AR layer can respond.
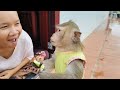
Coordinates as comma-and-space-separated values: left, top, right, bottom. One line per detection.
13, 39, 16, 42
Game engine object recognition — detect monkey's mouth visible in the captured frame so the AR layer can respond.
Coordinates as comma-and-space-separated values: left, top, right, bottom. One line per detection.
50, 39, 56, 45
50, 40, 54, 43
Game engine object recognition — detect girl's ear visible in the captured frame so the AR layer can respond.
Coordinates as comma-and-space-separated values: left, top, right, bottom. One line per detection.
72, 31, 82, 43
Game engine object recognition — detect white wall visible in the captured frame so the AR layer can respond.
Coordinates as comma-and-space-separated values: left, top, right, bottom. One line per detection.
60, 11, 109, 41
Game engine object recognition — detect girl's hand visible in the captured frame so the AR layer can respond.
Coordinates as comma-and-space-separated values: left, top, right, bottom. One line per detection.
0, 69, 14, 79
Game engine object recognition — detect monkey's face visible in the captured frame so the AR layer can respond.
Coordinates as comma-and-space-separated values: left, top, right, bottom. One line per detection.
50, 27, 66, 47
50, 20, 82, 50
50, 26, 81, 47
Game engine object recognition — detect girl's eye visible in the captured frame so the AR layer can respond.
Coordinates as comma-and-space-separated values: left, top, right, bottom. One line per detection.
15, 22, 20, 25
0, 26, 8, 29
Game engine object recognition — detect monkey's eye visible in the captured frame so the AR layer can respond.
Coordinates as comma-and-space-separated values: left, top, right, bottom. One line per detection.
57, 29, 61, 32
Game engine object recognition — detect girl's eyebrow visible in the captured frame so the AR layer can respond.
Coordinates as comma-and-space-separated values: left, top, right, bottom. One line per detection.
15, 20, 20, 22
0, 23, 8, 26
0, 20, 20, 25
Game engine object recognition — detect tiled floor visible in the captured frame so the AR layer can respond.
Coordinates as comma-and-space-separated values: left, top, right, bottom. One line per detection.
83, 19, 120, 79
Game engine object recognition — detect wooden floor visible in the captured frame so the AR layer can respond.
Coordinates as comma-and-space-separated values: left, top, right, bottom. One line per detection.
83, 19, 120, 79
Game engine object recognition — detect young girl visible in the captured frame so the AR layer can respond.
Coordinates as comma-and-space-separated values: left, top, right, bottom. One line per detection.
0, 11, 34, 79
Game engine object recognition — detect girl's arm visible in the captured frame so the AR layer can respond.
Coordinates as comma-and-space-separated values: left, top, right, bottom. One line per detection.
0, 58, 30, 79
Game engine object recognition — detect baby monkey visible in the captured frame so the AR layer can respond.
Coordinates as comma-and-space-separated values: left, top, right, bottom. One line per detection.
35, 20, 86, 79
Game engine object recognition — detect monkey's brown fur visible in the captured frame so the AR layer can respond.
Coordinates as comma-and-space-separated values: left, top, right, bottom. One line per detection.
34, 20, 86, 79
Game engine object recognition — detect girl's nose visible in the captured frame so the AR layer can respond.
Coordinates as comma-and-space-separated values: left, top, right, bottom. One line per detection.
9, 27, 19, 36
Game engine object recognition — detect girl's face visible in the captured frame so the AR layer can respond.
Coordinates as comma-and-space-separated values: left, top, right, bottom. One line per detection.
0, 11, 22, 48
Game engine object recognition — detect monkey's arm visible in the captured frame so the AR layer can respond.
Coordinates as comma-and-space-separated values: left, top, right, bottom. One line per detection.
43, 54, 55, 72
34, 60, 84, 79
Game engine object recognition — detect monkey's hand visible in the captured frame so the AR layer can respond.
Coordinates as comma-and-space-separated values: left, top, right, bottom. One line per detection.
42, 55, 55, 72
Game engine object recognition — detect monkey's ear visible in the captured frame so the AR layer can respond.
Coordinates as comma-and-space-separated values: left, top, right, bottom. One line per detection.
72, 31, 81, 43
74, 31, 81, 38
